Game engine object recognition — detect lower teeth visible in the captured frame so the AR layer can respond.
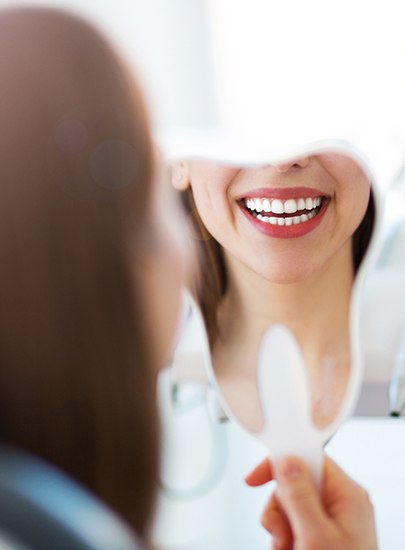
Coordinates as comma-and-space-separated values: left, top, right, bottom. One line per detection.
256, 210, 317, 226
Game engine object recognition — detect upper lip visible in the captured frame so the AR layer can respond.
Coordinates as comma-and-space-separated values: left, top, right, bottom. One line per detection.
238, 186, 330, 200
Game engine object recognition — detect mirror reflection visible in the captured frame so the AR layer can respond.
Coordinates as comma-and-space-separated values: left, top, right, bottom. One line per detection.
171, 152, 375, 430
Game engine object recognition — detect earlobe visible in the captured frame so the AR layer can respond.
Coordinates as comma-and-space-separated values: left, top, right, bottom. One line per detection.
171, 162, 190, 191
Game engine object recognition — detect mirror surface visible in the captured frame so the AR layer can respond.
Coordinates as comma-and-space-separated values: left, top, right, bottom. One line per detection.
171, 151, 376, 432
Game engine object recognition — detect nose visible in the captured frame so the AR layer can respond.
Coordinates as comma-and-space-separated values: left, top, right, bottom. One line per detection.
274, 156, 310, 173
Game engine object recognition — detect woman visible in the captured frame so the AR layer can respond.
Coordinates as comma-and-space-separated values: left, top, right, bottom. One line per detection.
172, 154, 375, 430
0, 6, 184, 540
0, 7, 378, 549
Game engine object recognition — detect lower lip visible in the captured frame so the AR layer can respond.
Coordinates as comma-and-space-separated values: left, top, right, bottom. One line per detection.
239, 200, 330, 239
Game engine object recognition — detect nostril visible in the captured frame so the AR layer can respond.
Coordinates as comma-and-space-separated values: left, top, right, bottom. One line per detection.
274, 157, 310, 173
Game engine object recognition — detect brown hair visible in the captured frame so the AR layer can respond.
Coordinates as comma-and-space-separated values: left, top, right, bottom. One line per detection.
181, 182, 375, 346
0, 7, 159, 537
352, 187, 376, 273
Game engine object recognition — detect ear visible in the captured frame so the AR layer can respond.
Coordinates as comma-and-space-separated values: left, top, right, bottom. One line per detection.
171, 162, 190, 191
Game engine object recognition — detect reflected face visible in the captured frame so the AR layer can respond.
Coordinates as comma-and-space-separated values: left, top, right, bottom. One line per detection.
183, 154, 370, 283
170, 151, 376, 435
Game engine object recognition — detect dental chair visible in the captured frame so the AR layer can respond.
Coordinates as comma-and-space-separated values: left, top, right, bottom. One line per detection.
0, 444, 142, 550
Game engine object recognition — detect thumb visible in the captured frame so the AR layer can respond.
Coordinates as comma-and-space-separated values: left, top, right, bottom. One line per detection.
276, 456, 327, 540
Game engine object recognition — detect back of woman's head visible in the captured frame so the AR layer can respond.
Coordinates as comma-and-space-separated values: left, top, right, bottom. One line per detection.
0, 7, 159, 536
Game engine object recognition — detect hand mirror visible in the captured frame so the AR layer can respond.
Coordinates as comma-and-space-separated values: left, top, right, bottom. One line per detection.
170, 141, 382, 484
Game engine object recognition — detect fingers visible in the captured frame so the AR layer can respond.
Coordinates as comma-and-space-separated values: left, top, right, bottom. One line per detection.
275, 456, 328, 540
245, 457, 274, 486
322, 455, 371, 499
261, 491, 293, 549
322, 456, 376, 525
250, 455, 377, 550
245, 457, 292, 547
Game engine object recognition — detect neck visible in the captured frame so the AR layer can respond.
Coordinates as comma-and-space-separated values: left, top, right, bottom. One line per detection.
215, 242, 354, 375
212, 243, 355, 431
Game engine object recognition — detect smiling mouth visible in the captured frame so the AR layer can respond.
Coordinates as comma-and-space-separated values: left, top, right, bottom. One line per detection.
241, 195, 328, 226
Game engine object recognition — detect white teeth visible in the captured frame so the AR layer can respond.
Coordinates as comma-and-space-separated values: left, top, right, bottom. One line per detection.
255, 198, 263, 212
262, 198, 271, 212
271, 199, 284, 214
244, 196, 323, 214
284, 199, 298, 214
245, 195, 323, 228
256, 209, 317, 226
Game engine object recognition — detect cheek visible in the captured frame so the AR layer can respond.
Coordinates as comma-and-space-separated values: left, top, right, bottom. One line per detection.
341, 182, 371, 238
190, 183, 216, 222
190, 185, 234, 247
322, 155, 371, 237
188, 166, 237, 232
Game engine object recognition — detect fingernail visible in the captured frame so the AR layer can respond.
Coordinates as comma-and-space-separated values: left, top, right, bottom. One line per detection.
279, 457, 302, 479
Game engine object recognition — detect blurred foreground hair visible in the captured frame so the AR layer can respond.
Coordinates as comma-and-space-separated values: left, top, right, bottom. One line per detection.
0, 6, 159, 537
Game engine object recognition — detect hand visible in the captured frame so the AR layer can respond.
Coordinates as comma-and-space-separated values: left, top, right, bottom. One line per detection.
245, 455, 378, 550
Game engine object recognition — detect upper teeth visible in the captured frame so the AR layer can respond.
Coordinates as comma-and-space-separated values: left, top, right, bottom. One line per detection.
244, 196, 322, 214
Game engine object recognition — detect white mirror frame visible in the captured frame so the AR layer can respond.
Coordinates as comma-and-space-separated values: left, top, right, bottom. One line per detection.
176, 139, 383, 484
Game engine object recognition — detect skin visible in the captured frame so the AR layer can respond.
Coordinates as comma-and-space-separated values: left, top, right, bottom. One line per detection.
245, 455, 378, 550
173, 154, 370, 430
175, 154, 369, 284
